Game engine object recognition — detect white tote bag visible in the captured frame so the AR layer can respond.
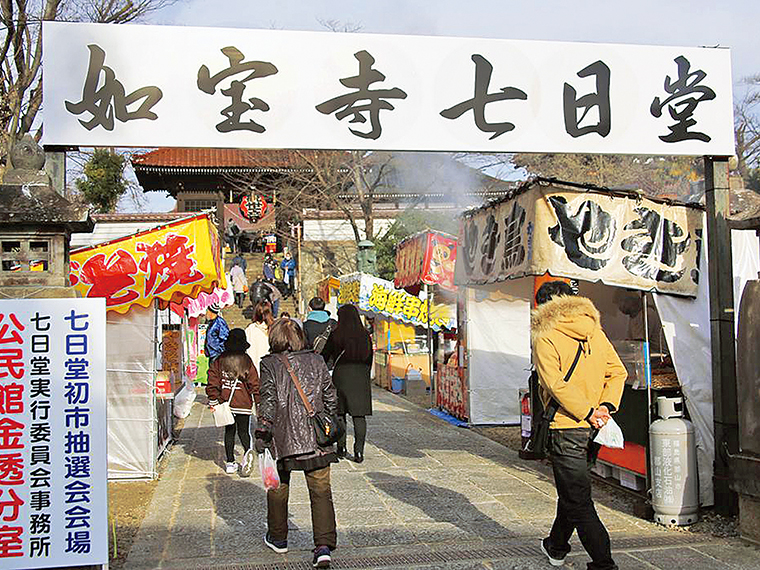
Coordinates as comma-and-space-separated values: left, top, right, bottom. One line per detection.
212, 380, 238, 427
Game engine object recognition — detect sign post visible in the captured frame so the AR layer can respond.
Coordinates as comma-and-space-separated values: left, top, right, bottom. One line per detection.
0, 298, 108, 569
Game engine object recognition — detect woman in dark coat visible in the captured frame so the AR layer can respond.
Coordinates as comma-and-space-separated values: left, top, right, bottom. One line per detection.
255, 318, 338, 569
206, 328, 260, 477
322, 304, 373, 463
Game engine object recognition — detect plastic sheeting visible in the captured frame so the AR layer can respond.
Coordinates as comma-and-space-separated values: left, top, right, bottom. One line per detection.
106, 305, 159, 479
654, 229, 760, 506
467, 278, 533, 424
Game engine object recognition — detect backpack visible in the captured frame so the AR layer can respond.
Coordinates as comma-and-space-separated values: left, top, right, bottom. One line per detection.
249, 280, 272, 304
312, 321, 335, 355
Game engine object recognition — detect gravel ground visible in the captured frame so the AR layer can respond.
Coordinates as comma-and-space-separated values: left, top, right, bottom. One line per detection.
397, 389, 739, 540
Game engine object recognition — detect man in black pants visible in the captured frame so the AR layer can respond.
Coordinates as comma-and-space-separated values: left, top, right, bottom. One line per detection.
531, 281, 626, 569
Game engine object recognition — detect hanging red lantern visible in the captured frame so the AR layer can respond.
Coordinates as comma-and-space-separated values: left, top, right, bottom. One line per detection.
240, 192, 268, 222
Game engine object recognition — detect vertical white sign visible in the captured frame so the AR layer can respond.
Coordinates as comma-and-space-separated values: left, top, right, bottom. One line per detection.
0, 298, 107, 569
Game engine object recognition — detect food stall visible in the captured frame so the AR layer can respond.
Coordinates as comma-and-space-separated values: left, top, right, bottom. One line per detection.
455, 178, 759, 506
394, 230, 459, 409
70, 212, 226, 479
337, 273, 455, 395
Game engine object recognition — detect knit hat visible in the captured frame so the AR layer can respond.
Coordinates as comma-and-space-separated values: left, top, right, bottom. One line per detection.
225, 328, 250, 352
208, 302, 220, 314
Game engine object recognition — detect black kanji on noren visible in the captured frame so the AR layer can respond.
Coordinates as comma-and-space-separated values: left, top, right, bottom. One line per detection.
564, 60, 611, 138
650, 55, 716, 143
197, 46, 278, 134
65, 44, 163, 131
479, 213, 501, 276
502, 201, 527, 271
548, 196, 616, 270
316, 50, 407, 140
621, 206, 690, 283
461, 219, 479, 277
440, 54, 528, 140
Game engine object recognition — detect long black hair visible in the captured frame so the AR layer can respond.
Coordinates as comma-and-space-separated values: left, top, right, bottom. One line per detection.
331, 304, 372, 362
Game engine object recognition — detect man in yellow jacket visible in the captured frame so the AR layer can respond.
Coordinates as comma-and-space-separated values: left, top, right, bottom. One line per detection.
531, 281, 626, 570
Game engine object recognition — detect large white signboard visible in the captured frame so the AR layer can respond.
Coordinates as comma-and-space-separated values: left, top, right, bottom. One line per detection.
0, 299, 107, 569
42, 22, 734, 156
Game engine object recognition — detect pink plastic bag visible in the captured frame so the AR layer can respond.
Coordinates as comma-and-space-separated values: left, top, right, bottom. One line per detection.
259, 448, 280, 491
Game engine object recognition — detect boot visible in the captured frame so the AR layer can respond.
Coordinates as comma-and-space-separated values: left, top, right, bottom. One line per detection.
353, 445, 364, 464
336, 444, 346, 459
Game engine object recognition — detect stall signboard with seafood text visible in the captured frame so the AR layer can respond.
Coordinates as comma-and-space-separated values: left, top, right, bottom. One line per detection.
338, 273, 455, 331
43, 22, 733, 156
456, 181, 704, 296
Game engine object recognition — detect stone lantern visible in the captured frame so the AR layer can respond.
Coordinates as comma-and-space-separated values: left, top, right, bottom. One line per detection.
356, 240, 377, 276
0, 137, 93, 299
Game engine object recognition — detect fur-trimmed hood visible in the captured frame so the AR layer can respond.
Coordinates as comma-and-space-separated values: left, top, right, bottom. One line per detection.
531, 295, 601, 344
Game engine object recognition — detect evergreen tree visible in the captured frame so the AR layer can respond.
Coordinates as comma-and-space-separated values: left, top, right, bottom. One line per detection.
76, 149, 127, 213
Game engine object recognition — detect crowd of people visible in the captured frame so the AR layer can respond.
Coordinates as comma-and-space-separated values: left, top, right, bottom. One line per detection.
201, 281, 626, 570
202, 295, 373, 569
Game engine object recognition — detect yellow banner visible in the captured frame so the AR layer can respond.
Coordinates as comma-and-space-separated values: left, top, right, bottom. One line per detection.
70, 214, 225, 314
339, 273, 455, 331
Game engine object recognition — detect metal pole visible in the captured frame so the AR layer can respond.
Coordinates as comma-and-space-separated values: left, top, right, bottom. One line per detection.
643, 293, 652, 427
426, 284, 434, 409
704, 156, 739, 515
297, 223, 303, 317
643, 292, 653, 498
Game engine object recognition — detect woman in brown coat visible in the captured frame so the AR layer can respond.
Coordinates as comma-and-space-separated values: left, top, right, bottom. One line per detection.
206, 328, 260, 476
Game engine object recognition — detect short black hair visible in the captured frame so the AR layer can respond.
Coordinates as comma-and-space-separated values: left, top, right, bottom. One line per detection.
535, 280, 574, 306
308, 297, 326, 311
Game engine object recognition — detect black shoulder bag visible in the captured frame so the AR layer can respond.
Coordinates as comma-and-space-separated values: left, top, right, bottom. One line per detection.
522, 343, 583, 460
278, 354, 345, 447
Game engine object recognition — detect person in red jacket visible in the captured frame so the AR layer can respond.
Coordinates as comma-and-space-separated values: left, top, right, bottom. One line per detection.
206, 328, 260, 476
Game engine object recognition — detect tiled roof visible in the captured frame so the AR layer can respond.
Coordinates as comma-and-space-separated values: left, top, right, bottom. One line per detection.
92, 212, 187, 222
131, 148, 312, 169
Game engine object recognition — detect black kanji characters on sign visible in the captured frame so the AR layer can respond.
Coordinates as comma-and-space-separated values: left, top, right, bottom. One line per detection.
316, 50, 407, 140
461, 219, 479, 277
65, 45, 163, 131
502, 201, 526, 271
441, 54, 528, 140
651, 55, 716, 143
621, 206, 690, 283
691, 228, 703, 284
548, 195, 616, 270
480, 213, 501, 275
197, 46, 279, 134
564, 60, 611, 138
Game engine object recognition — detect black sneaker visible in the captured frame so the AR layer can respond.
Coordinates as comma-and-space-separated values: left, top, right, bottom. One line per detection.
312, 545, 331, 568
264, 533, 288, 553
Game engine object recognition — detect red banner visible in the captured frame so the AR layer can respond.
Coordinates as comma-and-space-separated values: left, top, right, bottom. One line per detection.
394, 231, 457, 290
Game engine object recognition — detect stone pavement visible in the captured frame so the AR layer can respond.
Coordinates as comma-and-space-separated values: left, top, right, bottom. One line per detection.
123, 388, 760, 570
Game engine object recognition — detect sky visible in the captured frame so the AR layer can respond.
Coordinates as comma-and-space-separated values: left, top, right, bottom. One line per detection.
124, 0, 760, 211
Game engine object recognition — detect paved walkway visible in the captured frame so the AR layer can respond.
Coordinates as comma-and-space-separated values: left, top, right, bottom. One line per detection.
124, 388, 760, 569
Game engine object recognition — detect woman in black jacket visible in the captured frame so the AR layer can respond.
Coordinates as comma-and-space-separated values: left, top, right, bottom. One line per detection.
255, 318, 338, 569
322, 304, 373, 463
206, 328, 260, 477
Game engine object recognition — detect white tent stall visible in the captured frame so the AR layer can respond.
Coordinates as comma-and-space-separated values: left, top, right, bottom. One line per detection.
70, 212, 226, 479
452, 178, 759, 506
